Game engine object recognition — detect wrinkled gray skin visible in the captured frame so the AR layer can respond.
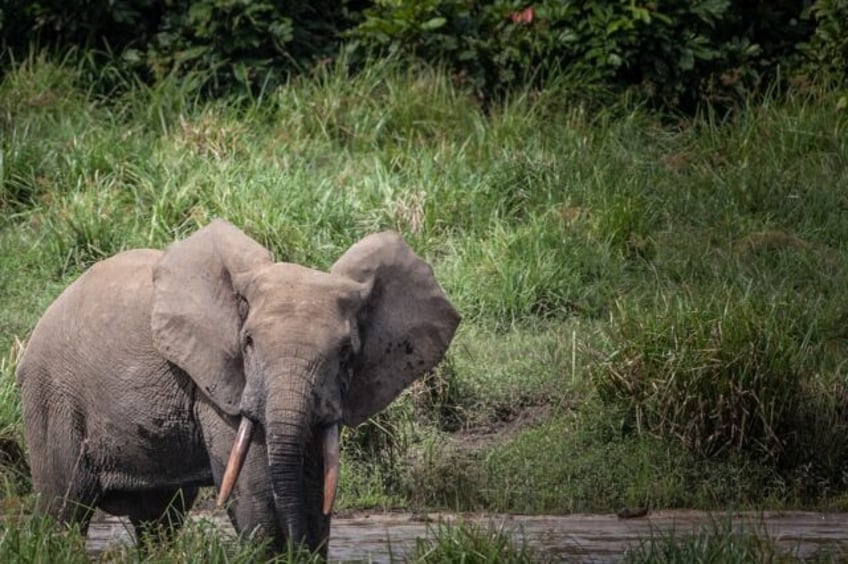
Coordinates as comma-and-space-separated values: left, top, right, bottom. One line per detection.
16, 219, 459, 556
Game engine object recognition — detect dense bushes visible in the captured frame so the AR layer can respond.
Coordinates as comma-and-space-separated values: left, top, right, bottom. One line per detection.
2, 1, 846, 107
351, 0, 814, 108
804, 0, 848, 85
0, 0, 352, 90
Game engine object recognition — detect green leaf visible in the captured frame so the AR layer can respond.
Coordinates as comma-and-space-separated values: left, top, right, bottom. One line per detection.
188, 3, 212, 23
679, 49, 694, 71
122, 49, 142, 64
175, 45, 208, 62
421, 17, 447, 31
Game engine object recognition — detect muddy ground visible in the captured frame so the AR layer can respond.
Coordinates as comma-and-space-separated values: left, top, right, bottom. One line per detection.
87, 509, 848, 562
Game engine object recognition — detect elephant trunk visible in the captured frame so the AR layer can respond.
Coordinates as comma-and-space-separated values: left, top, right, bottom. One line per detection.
217, 354, 341, 551
264, 355, 325, 548
266, 406, 309, 546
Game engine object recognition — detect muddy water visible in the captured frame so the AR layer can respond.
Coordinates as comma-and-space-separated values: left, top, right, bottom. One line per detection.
87, 509, 848, 562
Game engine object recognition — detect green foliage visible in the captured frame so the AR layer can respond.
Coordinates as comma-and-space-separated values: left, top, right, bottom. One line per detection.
0, 0, 160, 54
804, 0, 848, 94
444, 216, 617, 324
0, 1, 351, 92
144, 0, 350, 89
401, 409, 781, 513
350, 1, 816, 108
145, 0, 293, 85
2, 0, 842, 108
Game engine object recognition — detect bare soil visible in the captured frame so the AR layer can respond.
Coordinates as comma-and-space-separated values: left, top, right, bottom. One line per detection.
449, 403, 554, 451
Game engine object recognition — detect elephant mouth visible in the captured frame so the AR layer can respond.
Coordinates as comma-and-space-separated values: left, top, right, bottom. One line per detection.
216, 417, 341, 517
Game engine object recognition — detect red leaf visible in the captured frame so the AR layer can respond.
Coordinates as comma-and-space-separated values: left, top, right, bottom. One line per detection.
510, 7, 534, 25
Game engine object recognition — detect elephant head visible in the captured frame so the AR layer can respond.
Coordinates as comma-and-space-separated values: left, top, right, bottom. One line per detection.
149, 219, 459, 549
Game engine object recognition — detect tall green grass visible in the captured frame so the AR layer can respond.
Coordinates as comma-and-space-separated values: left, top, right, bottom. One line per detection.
409, 521, 544, 563
0, 512, 320, 563
2, 50, 848, 522
0, 514, 89, 564
622, 516, 823, 563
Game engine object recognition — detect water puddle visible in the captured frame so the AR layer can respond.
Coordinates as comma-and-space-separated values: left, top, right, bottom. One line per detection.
86, 509, 848, 562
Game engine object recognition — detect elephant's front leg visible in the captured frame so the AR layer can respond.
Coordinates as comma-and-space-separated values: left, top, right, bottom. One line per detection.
196, 403, 280, 549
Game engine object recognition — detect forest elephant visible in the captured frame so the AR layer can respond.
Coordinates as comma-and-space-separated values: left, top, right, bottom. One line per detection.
16, 219, 460, 555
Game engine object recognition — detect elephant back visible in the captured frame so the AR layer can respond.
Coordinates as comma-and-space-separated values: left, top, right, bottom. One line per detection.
17, 249, 166, 401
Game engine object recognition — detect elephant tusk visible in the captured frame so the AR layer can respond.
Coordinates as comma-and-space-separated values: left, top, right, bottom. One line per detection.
322, 423, 340, 516
216, 417, 255, 508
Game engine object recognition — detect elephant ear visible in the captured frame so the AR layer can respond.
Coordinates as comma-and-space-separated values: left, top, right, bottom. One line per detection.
331, 232, 460, 426
151, 219, 272, 416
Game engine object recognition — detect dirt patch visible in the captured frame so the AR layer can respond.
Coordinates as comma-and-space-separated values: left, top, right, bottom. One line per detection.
450, 404, 552, 450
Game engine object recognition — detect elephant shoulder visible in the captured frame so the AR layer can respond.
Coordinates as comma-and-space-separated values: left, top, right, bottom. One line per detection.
20, 249, 165, 376
77, 248, 163, 297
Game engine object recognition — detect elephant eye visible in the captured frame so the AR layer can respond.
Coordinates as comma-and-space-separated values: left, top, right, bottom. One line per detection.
242, 332, 254, 349
237, 295, 249, 321
339, 337, 356, 363
338, 365, 351, 397
339, 346, 351, 368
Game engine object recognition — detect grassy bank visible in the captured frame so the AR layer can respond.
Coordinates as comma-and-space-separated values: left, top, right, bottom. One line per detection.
2, 52, 848, 548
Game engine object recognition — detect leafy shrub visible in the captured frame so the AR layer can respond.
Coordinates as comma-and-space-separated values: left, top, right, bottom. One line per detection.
804, 0, 848, 88
1, 0, 351, 91
0, 0, 161, 55
144, 0, 351, 89
349, 0, 816, 108
1, 0, 838, 108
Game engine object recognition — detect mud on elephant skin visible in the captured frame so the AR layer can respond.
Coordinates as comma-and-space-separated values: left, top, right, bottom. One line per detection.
15, 219, 460, 555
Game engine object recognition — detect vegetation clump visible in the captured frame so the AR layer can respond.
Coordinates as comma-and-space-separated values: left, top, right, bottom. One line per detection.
2, 1, 847, 109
